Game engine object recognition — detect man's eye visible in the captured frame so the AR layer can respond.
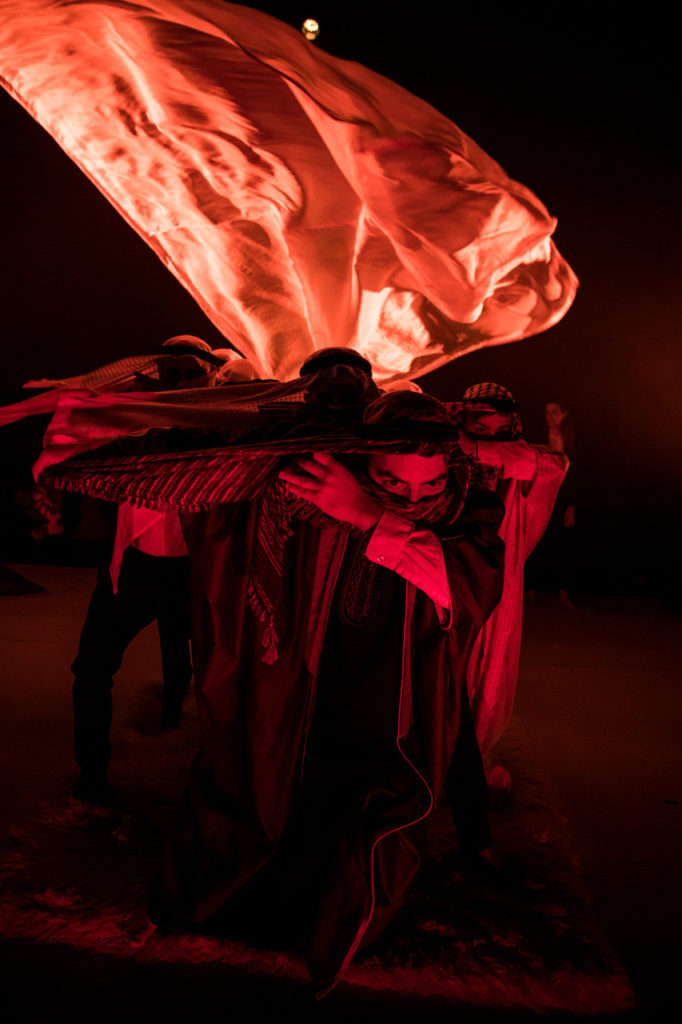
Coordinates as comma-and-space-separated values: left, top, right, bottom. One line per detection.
383, 479, 403, 490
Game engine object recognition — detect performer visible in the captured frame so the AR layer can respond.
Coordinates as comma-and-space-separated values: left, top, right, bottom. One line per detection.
69, 337, 225, 803
454, 383, 568, 794
145, 391, 505, 993
71, 501, 193, 801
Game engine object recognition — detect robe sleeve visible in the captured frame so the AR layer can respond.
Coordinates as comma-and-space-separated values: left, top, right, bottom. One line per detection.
519, 448, 569, 557
365, 489, 505, 629
439, 490, 506, 633
468, 440, 568, 556
365, 508, 452, 617
470, 438, 541, 481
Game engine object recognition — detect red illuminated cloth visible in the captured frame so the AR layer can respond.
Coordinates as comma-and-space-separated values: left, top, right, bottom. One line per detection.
366, 508, 452, 615
0, 378, 316, 478
0, 0, 577, 384
464, 440, 568, 754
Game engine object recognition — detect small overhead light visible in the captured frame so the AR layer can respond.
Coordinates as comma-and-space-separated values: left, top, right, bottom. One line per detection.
302, 18, 320, 41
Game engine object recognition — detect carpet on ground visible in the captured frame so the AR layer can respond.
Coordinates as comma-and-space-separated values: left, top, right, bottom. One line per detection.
0, 687, 634, 1014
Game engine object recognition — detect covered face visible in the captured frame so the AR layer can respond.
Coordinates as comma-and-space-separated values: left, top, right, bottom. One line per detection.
461, 407, 514, 439
361, 391, 467, 521
368, 452, 448, 505
458, 382, 521, 441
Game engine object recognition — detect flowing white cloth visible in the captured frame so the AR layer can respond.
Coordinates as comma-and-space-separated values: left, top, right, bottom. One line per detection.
466, 443, 568, 754
0, 0, 577, 384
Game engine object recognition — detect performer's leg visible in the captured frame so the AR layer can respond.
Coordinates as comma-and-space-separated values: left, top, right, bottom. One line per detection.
71, 549, 158, 797
155, 556, 192, 728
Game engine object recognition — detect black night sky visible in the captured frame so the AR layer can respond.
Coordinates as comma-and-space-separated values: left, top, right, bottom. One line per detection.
2, 2, 681, 591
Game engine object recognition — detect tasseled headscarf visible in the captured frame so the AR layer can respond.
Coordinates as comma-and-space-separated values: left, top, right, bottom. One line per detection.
456, 382, 523, 441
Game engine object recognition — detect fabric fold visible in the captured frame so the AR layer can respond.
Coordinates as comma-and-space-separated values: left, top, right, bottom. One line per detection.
0, 0, 577, 383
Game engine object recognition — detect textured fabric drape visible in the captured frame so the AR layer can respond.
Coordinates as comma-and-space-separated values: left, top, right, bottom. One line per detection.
0, 0, 577, 383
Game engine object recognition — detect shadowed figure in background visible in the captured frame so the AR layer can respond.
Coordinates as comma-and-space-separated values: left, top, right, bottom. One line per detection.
453, 383, 568, 804
147, 390, 504, 994
70, 337, 227, 804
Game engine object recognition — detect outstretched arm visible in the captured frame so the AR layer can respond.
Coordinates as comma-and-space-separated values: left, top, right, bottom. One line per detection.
458, 435, 543, 481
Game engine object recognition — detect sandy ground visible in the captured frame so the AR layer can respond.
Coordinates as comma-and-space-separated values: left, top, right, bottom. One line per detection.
0, 564, 680, 1022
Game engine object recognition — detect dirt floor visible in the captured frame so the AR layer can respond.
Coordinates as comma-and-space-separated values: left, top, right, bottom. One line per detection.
0, 564, 680, 1022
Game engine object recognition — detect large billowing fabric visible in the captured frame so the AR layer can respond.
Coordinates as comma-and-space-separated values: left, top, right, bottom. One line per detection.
0, 0, 577, 383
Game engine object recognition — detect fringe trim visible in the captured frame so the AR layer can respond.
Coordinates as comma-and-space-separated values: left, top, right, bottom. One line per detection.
248, 576, 279, 664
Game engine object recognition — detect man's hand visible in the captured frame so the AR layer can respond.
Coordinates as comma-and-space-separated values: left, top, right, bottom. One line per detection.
279, 453, 383, 530
458, 433, 537, 480
457, 432, 503, 469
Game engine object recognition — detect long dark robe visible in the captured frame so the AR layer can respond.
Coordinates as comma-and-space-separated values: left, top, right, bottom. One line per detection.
149, 488, 504, 991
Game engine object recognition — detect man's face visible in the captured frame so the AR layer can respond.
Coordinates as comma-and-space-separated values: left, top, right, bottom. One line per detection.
367, 452, 448, 505
462, 407, 513, 439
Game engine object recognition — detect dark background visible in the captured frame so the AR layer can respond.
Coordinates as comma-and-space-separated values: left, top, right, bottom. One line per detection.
2, 2, 680, 596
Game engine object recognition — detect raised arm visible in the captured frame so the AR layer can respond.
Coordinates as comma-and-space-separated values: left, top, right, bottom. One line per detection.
279, 453, 503, 620
458, 435, 567, 483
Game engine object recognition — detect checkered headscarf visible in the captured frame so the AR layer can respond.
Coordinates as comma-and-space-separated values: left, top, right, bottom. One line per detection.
458, 382, 522, 440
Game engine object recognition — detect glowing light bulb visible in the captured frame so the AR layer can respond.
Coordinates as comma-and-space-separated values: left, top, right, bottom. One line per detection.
302, 18, 320, 41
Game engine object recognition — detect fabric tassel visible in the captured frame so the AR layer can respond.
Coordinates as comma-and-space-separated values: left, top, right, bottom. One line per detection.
248, 575, 279, 664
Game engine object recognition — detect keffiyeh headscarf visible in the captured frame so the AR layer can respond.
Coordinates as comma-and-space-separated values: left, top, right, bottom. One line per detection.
359, 391, 472, 525
457, 382, 523, 441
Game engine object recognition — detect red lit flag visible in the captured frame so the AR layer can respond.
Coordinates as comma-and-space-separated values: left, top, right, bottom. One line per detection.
0, 0, 577, 384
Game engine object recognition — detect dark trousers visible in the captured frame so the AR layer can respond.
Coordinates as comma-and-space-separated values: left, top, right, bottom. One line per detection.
72, 547, 192, 777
